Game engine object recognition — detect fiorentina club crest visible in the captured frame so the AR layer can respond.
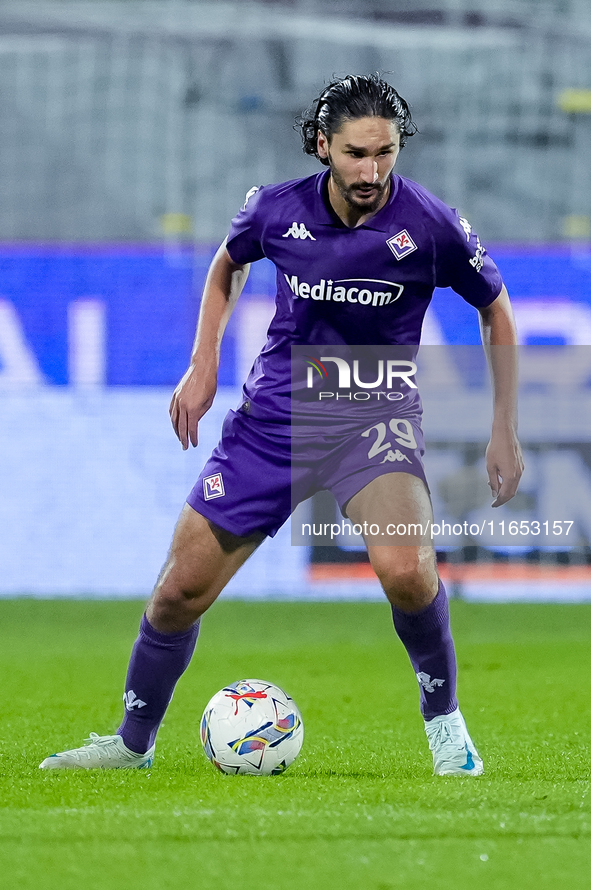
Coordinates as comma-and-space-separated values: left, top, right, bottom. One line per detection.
386, 229, 417, 260
203, 472, 225, 500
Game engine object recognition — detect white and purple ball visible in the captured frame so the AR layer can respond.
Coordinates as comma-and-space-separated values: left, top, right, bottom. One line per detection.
200, 679, 304, 775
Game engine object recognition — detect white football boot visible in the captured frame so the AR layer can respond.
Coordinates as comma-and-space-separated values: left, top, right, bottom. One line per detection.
39, 733, 155, 770
424, 708, 484, 776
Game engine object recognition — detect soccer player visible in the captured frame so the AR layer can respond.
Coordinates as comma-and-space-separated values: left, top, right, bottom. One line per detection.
40, 74, 523, 776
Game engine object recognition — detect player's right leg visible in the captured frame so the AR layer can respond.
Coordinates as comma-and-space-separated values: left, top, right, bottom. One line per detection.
345, 472, 483, 777
39, 505, 264, 770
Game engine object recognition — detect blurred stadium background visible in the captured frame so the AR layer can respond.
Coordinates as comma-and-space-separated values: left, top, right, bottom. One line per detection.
1, 0, 591, 601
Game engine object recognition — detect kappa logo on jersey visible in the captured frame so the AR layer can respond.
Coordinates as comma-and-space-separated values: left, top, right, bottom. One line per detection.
241, 186, 259, 211
203, 473, 225, 500
386, 229, 417, 260
459, 217, 472, 241
284, 274, 403, 307
282, 222, 316, 241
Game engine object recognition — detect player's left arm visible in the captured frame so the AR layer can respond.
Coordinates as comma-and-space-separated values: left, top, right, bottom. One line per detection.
477, 285, 525, 507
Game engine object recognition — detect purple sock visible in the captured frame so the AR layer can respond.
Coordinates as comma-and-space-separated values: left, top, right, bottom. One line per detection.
391, 581, 458, 721
117, 614, 200, 754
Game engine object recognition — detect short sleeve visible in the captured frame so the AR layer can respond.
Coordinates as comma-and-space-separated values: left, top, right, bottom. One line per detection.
226, 186, 266, 264
435, 209, 503, 308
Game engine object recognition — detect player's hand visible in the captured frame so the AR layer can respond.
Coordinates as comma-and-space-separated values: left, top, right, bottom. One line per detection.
485, 424, 524, 507
169, 359, 218, 450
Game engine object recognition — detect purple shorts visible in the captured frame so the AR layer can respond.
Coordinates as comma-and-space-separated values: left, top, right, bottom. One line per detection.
187, 406, 426, 537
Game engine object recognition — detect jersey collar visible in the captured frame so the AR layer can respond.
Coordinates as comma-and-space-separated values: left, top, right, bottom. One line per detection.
314, 170, 400, 232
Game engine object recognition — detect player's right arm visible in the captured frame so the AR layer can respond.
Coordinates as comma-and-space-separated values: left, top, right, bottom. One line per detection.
169, 238, 249, 449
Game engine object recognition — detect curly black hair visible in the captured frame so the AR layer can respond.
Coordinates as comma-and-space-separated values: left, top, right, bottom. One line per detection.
297, 73, 417, 166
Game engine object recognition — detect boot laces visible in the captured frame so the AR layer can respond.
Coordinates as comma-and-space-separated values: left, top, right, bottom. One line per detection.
77, 733, 124, 761
425, 718, 465, 753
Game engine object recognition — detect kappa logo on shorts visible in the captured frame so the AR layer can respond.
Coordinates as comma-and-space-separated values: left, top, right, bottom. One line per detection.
386, 229, 417, 260
203, 473, 225, 500
381, 449, 412, 464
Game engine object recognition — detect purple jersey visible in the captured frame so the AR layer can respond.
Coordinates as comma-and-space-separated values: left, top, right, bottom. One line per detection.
226, 169, 503, 422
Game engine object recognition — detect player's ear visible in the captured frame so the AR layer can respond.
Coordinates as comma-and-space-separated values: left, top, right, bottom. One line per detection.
317, 130, 329, 159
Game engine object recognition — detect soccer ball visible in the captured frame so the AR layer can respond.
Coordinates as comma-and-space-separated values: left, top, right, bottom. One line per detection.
200, 679, 304, 775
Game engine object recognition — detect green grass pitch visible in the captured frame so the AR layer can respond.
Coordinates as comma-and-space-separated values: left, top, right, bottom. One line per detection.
1, 598, 590, 890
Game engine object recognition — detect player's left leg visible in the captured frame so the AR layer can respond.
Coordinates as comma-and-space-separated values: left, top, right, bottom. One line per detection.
346, 472, 483, 776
